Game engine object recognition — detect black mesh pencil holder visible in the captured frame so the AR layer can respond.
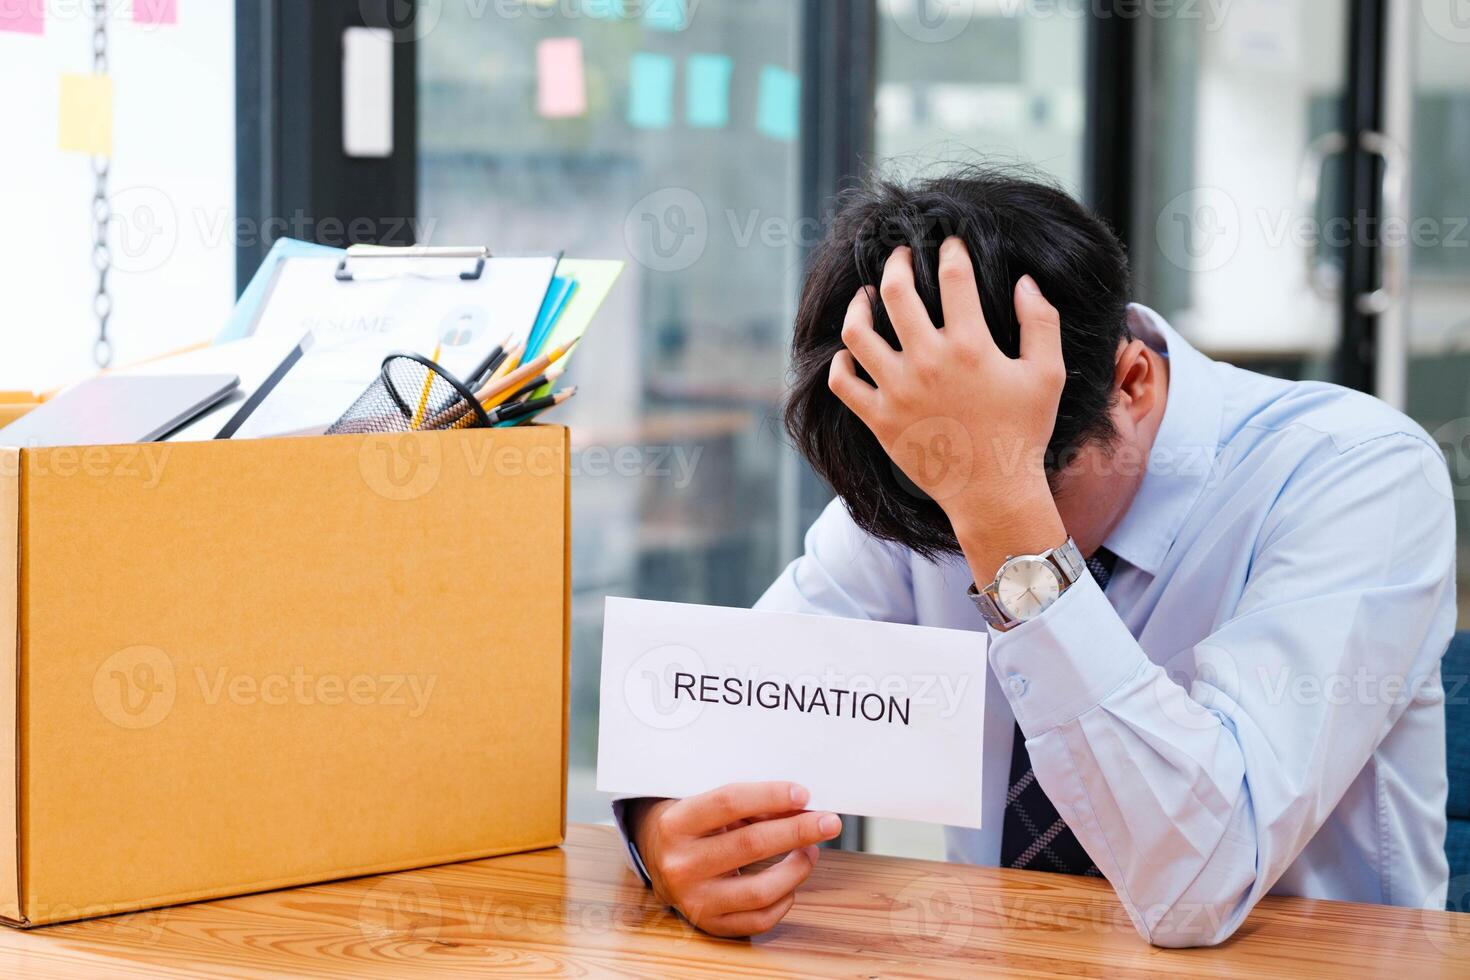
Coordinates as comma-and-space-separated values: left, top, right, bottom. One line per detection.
326, 352, 490, 435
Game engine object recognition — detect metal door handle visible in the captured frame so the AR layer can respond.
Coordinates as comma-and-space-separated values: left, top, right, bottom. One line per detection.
1297, 131, 1349, 301
1356, 130, 1407, 316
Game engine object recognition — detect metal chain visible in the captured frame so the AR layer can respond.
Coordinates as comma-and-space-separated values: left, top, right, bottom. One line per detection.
90, 0, 113, 367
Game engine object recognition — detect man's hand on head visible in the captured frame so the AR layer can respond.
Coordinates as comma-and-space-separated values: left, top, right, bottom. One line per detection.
826, 237, 1069, 582
628, 783, 842, 938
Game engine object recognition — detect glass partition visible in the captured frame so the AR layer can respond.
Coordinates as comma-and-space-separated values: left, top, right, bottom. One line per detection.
418, 1, 807, 822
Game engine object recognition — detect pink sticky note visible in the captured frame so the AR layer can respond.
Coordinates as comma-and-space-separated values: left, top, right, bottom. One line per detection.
133, 0, 178, 25
537, 37, 587, 120
0, 0, 44, 35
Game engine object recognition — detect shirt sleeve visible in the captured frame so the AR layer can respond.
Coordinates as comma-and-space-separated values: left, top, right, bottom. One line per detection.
609, 497, 918, 881
990, 433, 1458, 947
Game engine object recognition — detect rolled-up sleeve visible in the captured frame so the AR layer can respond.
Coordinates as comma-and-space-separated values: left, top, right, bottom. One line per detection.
989, 434, 1457, 947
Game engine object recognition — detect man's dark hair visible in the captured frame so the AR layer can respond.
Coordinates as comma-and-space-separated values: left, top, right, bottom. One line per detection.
784, 168, 1132, 559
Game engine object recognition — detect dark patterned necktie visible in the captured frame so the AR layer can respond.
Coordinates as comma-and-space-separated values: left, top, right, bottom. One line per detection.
998, 548, 1117, 877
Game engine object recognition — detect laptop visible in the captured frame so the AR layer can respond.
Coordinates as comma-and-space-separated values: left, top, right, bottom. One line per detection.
0, 374, 240, 448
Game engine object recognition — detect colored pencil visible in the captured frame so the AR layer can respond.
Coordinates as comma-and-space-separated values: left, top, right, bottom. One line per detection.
410, 344, 441, 430
500, 362, 566, 408
490, 386, 577, 426
474, 336, 579, 408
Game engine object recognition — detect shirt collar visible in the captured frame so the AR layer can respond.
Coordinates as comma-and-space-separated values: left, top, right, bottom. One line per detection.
1101, 304, 1224, 576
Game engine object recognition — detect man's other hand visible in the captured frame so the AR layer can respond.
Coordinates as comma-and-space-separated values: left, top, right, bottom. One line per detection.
628, 782, 843, 937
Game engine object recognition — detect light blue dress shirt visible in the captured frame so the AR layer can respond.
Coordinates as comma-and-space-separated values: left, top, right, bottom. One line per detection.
614, 305, 1456, 947
753, 305, 1457, 946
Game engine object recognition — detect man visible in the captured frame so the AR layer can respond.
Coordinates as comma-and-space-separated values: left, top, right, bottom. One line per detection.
614, 171, 1457, 946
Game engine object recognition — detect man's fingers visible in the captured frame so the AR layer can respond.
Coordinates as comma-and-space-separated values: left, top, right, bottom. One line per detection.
705, 891, 798, 939
1016, 274, 1064, 371
702, 845, 819, 912
879, 247, 937, 352
828, 350, 879, 422
666, 782, 811, 837
936, 237, 993, 351
699, 811, 841, 876
840, 288, 897, 384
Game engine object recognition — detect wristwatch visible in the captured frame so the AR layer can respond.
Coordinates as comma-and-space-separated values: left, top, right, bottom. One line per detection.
967, 537, 1086, 632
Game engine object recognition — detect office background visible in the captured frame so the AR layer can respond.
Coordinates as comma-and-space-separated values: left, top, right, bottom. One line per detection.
1, 0, 1466, 859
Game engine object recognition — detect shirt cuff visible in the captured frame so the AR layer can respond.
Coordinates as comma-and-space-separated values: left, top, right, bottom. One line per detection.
987, 570, 1148, 737
610, 797, 655, 887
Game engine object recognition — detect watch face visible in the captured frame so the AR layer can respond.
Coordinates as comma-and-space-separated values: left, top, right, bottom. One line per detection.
996, 558, 1062, 622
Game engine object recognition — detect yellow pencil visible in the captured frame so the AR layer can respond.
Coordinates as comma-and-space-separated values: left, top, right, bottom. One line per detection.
489, 342, 525, 385
474, 337, 580, 409
410, 344, 441, 430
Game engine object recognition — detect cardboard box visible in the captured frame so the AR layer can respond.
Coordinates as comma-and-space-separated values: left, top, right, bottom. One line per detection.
0, 393, 42, 430
0, 426, 569, 926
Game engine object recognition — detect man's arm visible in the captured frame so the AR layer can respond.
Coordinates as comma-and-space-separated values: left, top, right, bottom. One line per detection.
828, 238, 1456, 946
988, 433, 1455, 946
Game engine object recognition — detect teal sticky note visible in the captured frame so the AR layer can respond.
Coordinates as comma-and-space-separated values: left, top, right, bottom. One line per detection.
628, 52, 676, 130
584, 0, 625, 18
757, 65, 800, 142
643, 0, 686, 31
686, 54, 732, 129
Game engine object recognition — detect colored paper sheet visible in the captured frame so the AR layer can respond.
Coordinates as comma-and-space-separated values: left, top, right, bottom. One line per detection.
537, 37, 587, 119
643, 0, 686, 31
685, 54, 732, 129
524, 276, 578, 362
628, 52, 676, 130
133, 0, 178, 24
0, 0, 44, 34
58, 74, 114, 157
526, 259, 624, 398
756, 65, 800, 142
584, 0, 624, 17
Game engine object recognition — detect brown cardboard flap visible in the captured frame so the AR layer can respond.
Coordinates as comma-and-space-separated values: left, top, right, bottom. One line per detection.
0, 449, 19, 923
16, 428, 567, 923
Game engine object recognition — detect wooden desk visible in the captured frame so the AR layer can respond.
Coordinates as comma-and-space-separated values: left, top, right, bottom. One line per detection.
1, 824, 1466, 978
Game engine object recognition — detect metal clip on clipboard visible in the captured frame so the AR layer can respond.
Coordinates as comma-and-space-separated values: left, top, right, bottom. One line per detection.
334, 244, 491, 282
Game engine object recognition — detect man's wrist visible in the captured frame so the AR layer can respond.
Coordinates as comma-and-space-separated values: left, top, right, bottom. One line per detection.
950, 491, 1067, 586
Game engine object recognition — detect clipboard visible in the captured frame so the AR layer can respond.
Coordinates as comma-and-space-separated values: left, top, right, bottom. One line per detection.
223, 245, 561, 440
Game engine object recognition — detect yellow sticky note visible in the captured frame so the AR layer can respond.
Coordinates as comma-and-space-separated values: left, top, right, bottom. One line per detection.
59, 74, 113, 156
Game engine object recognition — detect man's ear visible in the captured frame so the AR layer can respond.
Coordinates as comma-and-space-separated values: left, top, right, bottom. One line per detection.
1113, 339, 1160, 424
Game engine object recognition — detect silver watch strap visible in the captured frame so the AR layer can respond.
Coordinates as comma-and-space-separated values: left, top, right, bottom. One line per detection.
968, 537, 1084, 631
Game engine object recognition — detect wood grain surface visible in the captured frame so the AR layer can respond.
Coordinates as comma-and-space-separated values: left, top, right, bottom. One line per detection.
0, 824, 1465, 978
